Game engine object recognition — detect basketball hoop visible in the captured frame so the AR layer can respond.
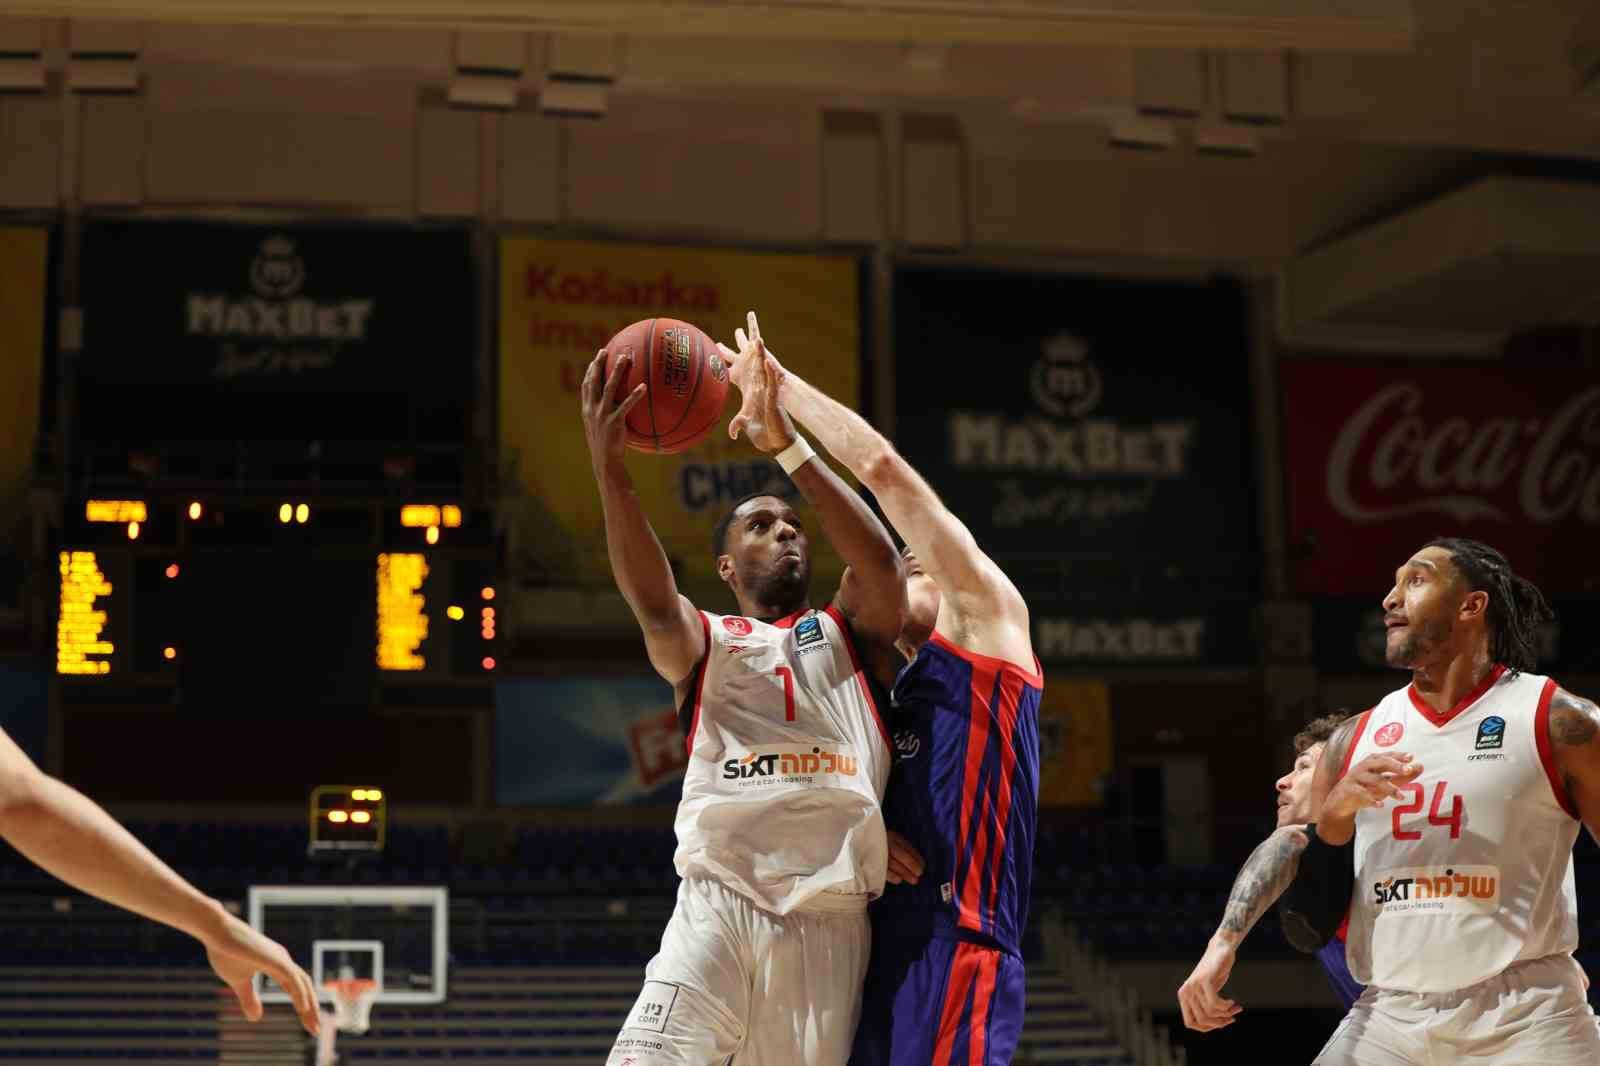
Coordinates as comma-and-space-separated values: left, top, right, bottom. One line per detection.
324, 977, 378, 1035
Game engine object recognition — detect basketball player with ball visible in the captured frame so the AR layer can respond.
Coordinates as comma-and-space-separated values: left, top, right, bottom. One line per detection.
721, 314, 1042, 1066
581, 318, 907, 1066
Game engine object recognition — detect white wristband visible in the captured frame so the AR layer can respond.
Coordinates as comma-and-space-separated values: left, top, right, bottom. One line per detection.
775, 435, 816, 475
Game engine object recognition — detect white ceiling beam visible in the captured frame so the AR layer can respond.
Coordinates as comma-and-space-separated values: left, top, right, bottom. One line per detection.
0, 1, 1416, 51
1288, 178, 1600, 342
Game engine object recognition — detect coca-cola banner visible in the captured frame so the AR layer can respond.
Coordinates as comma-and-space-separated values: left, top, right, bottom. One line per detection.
1282, 360, 1600, 597
893, 265, 1259, 666
78, 219, 475, 446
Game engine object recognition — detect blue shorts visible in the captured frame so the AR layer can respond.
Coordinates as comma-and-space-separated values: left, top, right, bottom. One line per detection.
849, 934, 1025, 1066
1316, 935, 1365, 1011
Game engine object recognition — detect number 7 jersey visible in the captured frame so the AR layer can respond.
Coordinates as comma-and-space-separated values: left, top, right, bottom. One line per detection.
1343, 666, 1580, 993
674, 605, 893, 916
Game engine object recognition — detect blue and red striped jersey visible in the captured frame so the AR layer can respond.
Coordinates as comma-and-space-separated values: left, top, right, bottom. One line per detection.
875, 632, 1042, 955
1317, 923, 1364, 1010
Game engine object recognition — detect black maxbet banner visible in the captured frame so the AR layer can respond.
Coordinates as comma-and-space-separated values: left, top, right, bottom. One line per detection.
893, 265, 1259, 666
1029, 602, 1258, 668
1311, 598, 1600, 677
78, 219, 474, 443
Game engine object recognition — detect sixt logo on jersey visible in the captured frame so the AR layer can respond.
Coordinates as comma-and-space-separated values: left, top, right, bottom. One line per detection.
1371, 865, 1499, 914
1475, 715, 1505, 751
722, 747, 858, 781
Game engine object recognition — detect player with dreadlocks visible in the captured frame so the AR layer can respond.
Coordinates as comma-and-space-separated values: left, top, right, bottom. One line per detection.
1182, 538, 1600, 1064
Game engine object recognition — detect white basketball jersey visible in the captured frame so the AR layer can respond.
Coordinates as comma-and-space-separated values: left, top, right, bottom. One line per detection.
674, 604, 892, 916
1344, 666, 1580, 993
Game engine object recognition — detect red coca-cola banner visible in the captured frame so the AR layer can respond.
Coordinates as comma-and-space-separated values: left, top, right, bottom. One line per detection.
1282, 360, 1600, 597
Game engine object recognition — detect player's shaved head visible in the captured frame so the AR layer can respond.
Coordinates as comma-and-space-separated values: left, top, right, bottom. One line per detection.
712, 493, 786, 557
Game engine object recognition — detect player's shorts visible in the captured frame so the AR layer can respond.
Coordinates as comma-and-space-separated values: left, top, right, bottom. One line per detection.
849, 933, 1025, 1066
606, 875, 870, 1066
1312, 953, 1600, 1065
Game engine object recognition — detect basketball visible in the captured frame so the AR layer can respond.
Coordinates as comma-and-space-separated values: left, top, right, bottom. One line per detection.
603, 318, 731, 454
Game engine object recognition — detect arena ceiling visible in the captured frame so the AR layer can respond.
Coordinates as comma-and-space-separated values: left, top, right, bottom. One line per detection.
0, 1, 1416, 50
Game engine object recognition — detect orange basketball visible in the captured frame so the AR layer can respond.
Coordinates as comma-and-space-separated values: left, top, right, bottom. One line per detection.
603, 318, 731, 454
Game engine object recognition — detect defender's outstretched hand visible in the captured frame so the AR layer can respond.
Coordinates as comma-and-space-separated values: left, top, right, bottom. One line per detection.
720, 312, 796, 456
202, 911, 322, 1036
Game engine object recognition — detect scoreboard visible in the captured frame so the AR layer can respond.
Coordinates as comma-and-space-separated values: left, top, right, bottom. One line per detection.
55, 498, 496, 711
57, 551, 114, 675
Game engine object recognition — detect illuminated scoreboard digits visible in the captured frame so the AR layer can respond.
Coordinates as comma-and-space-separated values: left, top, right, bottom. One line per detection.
399, 504, 462, 529
85, 500, 146, 524
376, 552, 429, 670
57, 551, 114, 675
401, 503, 462, 547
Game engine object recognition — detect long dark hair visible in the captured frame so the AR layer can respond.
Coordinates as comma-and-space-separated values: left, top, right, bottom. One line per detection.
1424, 537, 1553, 673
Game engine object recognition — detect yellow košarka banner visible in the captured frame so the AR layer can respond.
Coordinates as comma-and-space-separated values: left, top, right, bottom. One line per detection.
499, 238, 860, 606
1037, 679, 1112, 806
0, 227, 47, 524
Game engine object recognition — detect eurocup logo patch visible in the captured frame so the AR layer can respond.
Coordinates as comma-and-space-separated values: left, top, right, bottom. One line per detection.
1374, 722, 1404, 748
794, 616, 825, 648
723, 616, 753, 637
1475, 715, 1505, 751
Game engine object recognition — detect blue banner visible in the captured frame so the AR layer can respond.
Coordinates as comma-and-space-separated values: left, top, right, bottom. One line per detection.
495, 677, 685, 806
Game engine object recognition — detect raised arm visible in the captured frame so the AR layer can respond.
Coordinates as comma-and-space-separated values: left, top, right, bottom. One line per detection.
1307, 714, 1364, 839
0, 728, 321, 1034
723, 327, 904, 650
1312, 712, 1421, 847
788, 446, 907, 649
723, 315, 1026, 661
1550, 687, 1600, 846
580, 348, 705, 687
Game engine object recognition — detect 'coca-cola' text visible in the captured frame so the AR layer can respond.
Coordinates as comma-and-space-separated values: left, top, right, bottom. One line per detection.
1326, 384, 1600, 526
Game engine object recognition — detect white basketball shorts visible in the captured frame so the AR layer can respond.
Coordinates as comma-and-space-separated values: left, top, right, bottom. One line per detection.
606, 876, 870, 1066
1313, 953, 1600, 1065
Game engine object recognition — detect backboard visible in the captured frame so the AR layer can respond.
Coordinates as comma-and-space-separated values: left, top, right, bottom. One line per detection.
248, 885, 448, 1005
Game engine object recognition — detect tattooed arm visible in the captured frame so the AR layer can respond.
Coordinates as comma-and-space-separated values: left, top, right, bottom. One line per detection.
1176, 826, 1310, 1031
1217, 827, 1313, 939
1177, 714, 1374, 1032
1550, 688, 1600, 846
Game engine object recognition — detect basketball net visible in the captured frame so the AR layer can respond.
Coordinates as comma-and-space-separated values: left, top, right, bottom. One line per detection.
316, 970, 378, 1066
